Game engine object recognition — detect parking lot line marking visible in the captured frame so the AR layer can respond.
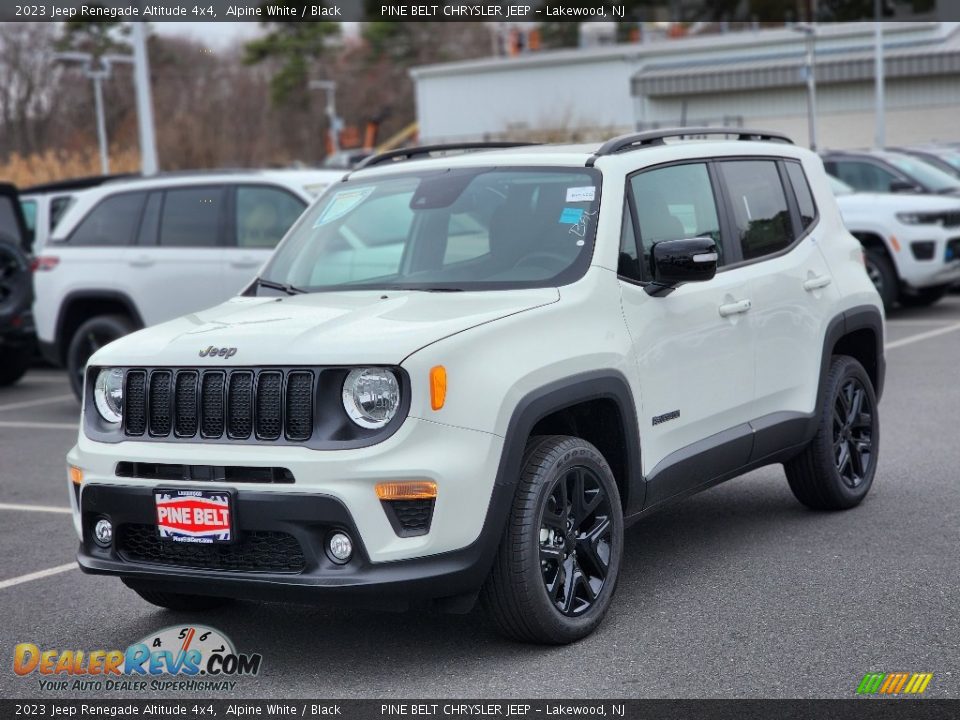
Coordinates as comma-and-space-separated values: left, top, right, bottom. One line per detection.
0, 563, 76, 591
0, 502, 72, 514
0, 420, 77, 430
0, 393, 74, 412
885, 321, 960, 350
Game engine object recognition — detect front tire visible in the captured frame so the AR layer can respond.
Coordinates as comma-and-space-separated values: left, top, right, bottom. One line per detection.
66, 314, 134, 400
864, 249, 898, 312
785, 356, 879, 510
0, 343, 32, 387
125, 581, 232, 611
482, 435, 623, 644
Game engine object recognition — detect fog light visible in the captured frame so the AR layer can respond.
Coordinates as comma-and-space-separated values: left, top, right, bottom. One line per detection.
327, 532, 353, 564
93, 518, 113, 547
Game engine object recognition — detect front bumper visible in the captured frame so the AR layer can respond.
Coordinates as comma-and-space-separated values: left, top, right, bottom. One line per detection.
893, 229, 960, 289
69, 415, 514, 604
77, 483, 512, 606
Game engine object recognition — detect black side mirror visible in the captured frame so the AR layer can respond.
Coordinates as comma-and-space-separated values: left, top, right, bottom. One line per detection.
889, 179, 921, 193
646, 237, 718, 296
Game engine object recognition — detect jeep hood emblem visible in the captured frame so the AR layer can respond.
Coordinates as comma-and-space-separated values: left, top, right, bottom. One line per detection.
199, 345, 237, 359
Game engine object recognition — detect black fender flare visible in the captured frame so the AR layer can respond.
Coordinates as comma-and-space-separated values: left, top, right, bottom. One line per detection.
491, 369, 644, 516
815, 304, 885, 441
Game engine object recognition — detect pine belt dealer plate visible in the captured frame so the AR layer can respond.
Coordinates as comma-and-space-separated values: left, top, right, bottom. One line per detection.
154, 489, 235, 544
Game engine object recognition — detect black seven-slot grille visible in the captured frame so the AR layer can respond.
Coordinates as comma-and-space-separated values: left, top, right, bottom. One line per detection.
123, 368, 314, 442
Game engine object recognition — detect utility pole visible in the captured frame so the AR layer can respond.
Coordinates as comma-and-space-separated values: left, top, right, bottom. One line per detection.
131, 22, 158, 175
309, 80, 341, 155
54, 52, 133, 175
874, 2, 886, 149
793, 22, 818, 151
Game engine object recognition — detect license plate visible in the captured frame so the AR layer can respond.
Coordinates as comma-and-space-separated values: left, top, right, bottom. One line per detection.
154, 489, 234, 544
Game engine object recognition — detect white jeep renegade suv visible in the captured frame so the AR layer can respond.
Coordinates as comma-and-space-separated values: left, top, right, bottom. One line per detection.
69, 130, 885, 644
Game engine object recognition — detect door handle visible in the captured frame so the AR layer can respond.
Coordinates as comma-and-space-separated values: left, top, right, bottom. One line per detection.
803, 275, 832, 291
718, 299, 752, 317
128, 255, 154, 268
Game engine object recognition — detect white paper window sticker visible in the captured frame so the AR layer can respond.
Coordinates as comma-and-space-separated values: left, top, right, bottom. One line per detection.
566, 186, 596, 203
313, 187, 376, 227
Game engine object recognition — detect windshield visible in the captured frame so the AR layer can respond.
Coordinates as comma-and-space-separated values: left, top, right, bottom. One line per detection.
258, 167, 602, 293
887, 154, 960, 192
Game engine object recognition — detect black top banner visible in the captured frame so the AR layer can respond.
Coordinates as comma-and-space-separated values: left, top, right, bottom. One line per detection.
0, 0, 954, 23
1, 699, 959, 720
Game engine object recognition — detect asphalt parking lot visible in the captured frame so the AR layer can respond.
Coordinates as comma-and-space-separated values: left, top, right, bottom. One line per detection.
1, 299, 959, 701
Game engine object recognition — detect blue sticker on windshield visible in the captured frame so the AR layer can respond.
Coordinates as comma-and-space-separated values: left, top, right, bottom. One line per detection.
559, 207, 584, 224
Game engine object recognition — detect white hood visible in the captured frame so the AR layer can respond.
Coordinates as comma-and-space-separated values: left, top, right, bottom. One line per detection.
90, 289, 560, 367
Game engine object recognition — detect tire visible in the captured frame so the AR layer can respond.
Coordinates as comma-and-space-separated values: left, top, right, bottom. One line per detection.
898, 284, 950, 308
125, 581, 232, 611
0, 343, 32, 387
482, 435, 624, 644
785, 356, 879, 511
66, 314, 134, 401
863, 249, 898, 312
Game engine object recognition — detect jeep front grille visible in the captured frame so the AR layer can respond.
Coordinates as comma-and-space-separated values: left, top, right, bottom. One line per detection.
123, 368, 314, 442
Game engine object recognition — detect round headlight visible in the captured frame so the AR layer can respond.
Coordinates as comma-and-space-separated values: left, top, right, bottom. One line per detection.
94, 368, 124, 424
342, 368, 400, 429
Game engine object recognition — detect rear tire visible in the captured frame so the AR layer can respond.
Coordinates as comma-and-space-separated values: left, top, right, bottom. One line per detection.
898, 284, 949, 308
482, 435, 623, 644
66, 314, 134, 400
125, 581, 232, 611
0, 343, 32, 387
785, 356, 879, 510
863, 249, 898, 312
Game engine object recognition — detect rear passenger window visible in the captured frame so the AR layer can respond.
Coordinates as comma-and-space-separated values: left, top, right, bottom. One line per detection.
718, 160, 792, 261
236, 185, 305, 249
786, 162, 817, 231
629, 162, 723, 275
159, 186, 224, 247
68, 192, 145, 246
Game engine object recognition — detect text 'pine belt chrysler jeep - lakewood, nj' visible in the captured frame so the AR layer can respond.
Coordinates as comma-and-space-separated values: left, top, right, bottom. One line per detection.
69, 129, 885, 644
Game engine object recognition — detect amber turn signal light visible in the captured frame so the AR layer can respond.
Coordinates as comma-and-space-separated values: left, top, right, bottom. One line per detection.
69, 466, 84, 485
429, 365, 447, 411
375, 481, 437, 501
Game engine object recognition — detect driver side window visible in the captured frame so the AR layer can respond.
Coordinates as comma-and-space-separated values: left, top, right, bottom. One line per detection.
628, 162, 723, 277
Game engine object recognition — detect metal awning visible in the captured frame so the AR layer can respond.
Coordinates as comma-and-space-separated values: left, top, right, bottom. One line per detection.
633, 41, 960, 97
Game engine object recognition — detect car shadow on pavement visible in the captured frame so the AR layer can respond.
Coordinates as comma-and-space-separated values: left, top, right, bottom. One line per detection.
100, 472, 829, 685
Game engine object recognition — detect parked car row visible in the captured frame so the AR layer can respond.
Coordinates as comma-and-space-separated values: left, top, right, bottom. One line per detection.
821, 145, 960, 310
17, 168, 343, 396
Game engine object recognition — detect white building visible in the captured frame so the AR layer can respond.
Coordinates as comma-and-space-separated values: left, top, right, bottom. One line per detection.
411, 22, 960, 149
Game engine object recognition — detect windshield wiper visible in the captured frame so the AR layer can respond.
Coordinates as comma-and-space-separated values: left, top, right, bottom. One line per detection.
257, 278, 308, 295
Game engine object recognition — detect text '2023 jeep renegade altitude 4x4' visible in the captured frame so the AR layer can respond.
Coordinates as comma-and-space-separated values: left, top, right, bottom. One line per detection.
69, 130, 885, 644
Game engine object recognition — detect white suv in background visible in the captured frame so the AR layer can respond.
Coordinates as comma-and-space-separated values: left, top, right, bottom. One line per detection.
70, 131, 884, 644
830, 176, 960, 309
34, 169, 342, 398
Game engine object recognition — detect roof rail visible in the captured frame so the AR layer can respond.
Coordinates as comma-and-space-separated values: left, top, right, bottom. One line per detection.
586, 127, 793, 166
354, 142, 540, 170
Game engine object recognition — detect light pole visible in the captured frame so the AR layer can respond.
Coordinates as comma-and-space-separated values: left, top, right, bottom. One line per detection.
309, 80, 341, 156
130, 22, 158, 175
54, 52, 133, 175
874, 2, 885, 149
794, 23, 819, 152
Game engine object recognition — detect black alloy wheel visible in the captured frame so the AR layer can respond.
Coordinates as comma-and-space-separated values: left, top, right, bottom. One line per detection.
785, 355, 879, 511
538, 466, 613, 617
833, 377, 875, 490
